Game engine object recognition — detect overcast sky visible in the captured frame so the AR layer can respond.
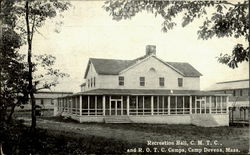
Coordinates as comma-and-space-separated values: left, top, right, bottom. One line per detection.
22, 1, 248, 93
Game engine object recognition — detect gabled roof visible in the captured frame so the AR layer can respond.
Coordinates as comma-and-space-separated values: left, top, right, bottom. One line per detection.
166, 62, 202, 77
206, 79, 249, 91
84, 56, 202, 78
91, 58, 136, 75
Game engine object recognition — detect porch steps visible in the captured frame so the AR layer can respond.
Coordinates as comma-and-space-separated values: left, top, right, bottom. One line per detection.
104, 116, 132, 123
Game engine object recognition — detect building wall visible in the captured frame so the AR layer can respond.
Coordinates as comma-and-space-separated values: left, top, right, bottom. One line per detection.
64, 114, 229, 127
95, 57, 200, 90
85, 62, 99, 91
210, 88, 249, 106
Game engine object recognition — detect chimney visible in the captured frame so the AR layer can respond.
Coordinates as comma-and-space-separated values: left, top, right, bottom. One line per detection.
146, 45, 156, 56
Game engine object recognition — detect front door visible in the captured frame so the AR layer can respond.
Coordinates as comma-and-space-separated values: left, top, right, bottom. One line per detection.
110, 100, 122, 115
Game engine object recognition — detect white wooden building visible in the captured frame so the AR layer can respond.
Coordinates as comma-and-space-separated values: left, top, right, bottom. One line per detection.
56, 45, 229, 127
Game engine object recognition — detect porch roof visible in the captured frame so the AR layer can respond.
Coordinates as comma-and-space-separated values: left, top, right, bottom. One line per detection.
66, 89, 228, 97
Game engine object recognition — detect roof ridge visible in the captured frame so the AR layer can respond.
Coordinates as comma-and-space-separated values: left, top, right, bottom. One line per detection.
166, 61, 189, 64
217, 79, 249, 84
90, 57, 133, 61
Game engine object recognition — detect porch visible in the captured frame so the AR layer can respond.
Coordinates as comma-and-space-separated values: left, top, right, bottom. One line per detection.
55, 89, 229, 126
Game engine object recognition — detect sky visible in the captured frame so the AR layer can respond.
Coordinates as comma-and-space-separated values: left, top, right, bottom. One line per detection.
22, 1, 248, 93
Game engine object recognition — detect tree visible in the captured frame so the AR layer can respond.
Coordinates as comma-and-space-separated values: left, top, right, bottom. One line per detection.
0, 24, 29, 123
11, 0, 71, 132
0, 0, 29, 123
103, 0, 249, 68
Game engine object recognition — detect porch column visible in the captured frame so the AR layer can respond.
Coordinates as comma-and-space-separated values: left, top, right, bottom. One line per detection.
95, 96, 97, 115
168, 96, 170, 115
102, 96, 105, 116
79, 95, 82, 116
71, 97, 73, 114
109, 96, 111, 115
142, 96, 145, 115
127, 96, 130, 116
182, 96, 185, 114
189, 96, 192, 114
72, 97, 74, 114
195, 96, 197, 114
151, 96, 154, 115
175, 96, 177, 114
68, 98, 70, 113
57, 99, 60, 111
121, 96, 123, 115
157, 96, 159, 115
220, 96, 223, 113
209, 96, 212, 114
115, 99, 117, 116
87, 96, 90, 116
136, 96, 138, 115
162, 96, 164, 115
215, 96, 217, 114
226, 96, 229, 114
204, 96, 207, 114
66, 98, 68, 112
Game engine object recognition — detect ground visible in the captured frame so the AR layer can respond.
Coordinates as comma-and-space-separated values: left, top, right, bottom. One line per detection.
16, 116, 249, 154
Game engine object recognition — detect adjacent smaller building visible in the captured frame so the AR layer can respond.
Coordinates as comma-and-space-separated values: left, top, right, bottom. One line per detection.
206, 79, 249, 125
16, 91, 73, 116
206, 79, 249, 107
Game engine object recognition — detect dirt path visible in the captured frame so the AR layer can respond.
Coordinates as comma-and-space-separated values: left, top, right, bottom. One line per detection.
19, 117, 171, 144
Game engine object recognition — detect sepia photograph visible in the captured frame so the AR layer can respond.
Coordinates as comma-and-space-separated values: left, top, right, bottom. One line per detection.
0, 0, 249, 154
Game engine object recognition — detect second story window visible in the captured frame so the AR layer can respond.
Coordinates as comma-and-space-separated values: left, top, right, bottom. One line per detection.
140, 77, 145, 86
159, 77, 164, 86
178, 78, 183, 87
91, 78, 93, 87
119, 76, 124, 86
93, 77, 96, 87
88, 79, 90, 88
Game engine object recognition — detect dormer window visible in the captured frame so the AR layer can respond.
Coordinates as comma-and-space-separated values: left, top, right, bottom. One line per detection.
93, 77, 96, 87
119, 76, 124, 86
88, 79, 90, 88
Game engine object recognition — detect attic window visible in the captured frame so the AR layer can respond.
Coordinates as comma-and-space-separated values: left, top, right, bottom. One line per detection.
159, 77, 165, 86
140, 77, 145, 86
178, 78, 183, 87
149, 67, 156, 72
119, 76, 124, 86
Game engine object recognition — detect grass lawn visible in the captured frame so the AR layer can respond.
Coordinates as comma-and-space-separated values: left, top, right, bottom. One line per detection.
40, 116, 249, 154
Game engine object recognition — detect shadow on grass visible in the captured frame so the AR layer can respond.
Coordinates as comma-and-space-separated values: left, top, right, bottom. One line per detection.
1, 119, 144, 154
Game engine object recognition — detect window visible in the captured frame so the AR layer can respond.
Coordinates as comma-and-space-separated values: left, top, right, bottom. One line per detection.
149, 67, 156, 72
91, 78, 93, 87
234, 89, 243, 96
178, 78, 183, 87
140, 77, 145, 86
93, 77, 96, 87
159, 77, 164, 86
88, 79, 90, 88
119, 76, 124, 86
